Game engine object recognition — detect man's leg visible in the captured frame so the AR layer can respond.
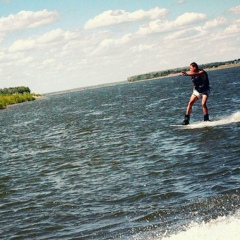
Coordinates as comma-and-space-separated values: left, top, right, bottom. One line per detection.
182, 95, 198, 125
202, 94, 209, 121
186, 95, 198, 115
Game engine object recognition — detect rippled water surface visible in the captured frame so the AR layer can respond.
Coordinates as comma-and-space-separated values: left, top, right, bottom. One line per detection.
0, 67, 240, 239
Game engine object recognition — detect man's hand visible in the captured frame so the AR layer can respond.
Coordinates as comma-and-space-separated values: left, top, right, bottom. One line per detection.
181, 71, 188, 76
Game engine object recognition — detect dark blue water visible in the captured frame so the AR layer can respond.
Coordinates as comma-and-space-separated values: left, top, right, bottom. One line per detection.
0, 67, 239, 240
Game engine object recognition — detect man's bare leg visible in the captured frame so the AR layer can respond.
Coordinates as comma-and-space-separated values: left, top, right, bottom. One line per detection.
202, 94, 209, 121
182, 95, 198, 125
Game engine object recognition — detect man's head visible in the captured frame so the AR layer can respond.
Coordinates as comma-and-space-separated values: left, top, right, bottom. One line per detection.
190, 62, 199, 73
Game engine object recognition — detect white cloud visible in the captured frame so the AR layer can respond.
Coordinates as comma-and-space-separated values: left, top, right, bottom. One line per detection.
8, 28, 75, 52
38, 28, 64, 44
164, 29, 193, 41
17, 56, 34, 65
175, 12, 207, 26
84, 7, 169, 29
202, 16, 228, 30
1, 7, 240, 94
9, 39, 36, 52
229, 5, 240, 14
0, 9, 59, 32
0, 32, 6, 42
130, 44, 155, 53
224, 18, 240, 35
137, 12, 207, 35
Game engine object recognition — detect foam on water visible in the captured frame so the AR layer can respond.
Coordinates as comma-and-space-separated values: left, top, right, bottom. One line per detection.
181, 111, 240, 129
160, 210, 240, 240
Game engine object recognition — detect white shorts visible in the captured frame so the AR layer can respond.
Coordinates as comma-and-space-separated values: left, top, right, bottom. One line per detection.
192, 89, 210, 99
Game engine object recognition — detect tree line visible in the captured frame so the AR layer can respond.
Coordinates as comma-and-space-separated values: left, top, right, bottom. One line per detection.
0, 86, 42, 109
127, 59, 240, 82
0, 86, 31, 95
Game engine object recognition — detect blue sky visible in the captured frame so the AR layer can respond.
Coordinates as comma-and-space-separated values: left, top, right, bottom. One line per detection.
0, 0, 240, 93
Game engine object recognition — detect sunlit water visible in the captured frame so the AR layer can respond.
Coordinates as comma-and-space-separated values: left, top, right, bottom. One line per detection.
0, 67, 239, 239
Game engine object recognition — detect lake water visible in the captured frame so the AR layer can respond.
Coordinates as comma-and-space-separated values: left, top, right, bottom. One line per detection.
0, 67, 239, 239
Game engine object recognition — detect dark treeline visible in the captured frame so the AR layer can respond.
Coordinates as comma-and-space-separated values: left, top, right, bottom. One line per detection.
0, 86, 31, 95
128, 59, 240, 82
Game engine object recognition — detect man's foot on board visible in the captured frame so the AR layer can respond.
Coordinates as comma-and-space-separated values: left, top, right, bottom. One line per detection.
182, 115, 190, 125
182, 120, 189, 125
204, 114, 210, 121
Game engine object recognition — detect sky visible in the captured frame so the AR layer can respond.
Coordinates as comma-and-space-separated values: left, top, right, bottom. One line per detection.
0, 0, 240, 93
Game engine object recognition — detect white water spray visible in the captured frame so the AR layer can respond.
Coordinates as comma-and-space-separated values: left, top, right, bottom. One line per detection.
185, 111, 240, 129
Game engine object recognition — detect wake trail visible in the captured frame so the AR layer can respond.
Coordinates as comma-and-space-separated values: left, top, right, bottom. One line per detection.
172, 111, 240, 129
186, 111, 240, 129
160, 210, 240, 240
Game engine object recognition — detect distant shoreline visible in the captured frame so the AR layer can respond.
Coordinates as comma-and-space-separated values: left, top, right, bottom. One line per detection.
140, 62, 240, 81
47, 62, 240, 95
203, 62, 240, 71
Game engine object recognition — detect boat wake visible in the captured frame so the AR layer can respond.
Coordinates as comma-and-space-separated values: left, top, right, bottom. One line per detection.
172, 111, 240, 129
130, 210, 240, 240
159, 210, 240, 240
186, 111, 240, 129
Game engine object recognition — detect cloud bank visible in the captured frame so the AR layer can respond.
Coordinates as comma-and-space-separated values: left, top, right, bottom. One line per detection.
0, 9, 59, 32
0, 5, 240, 93
84, 7, 169, 29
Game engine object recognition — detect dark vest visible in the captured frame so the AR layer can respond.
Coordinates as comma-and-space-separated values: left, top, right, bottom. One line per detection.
191, 70, 210, 92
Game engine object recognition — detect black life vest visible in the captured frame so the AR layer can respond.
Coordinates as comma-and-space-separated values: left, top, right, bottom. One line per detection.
191, 70, 210, 92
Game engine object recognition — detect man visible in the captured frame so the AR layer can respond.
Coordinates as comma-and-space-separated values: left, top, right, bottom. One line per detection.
181, 62, 210, 125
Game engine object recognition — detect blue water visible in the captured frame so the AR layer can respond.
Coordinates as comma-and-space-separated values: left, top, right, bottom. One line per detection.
0, 67, 240, 239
